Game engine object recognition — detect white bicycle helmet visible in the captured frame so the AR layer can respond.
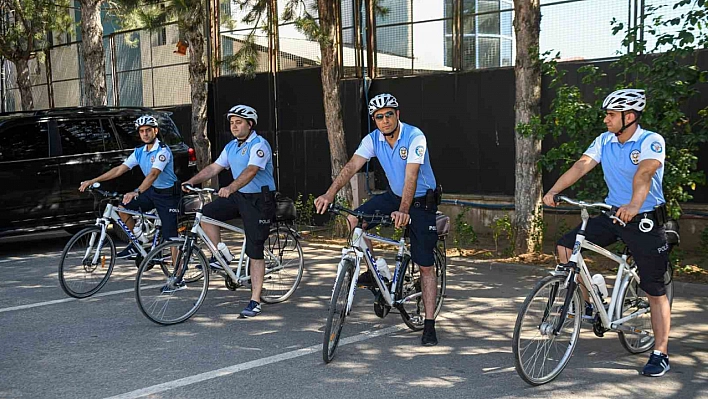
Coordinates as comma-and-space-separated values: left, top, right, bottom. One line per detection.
227, 104, 258, 126
134, 115, 158, 129
602, 89, 646, 112
368, 93, 399, 116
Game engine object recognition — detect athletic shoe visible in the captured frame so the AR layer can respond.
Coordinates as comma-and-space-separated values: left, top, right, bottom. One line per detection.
642, 350, 670, 377
160, 279, 186, 294
240, 300, 262, 318
117, 244, 139, 259
421, 319, 438, 346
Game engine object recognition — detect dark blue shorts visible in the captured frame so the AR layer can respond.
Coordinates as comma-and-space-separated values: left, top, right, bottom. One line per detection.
356, 190, 438, 266
558, 213, 670, 296
201, 191, 276, 260
122, 187, 180, 240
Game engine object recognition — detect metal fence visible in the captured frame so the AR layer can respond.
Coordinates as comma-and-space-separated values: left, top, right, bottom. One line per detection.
0, 0, 692, 112
1, 23, 190, 112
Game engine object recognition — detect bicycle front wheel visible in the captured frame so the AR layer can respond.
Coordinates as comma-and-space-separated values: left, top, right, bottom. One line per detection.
395, 249, 446, 331
135, 240, 210, 325
58, 227, 116, 298
323, 258, 355, 363
617, 265, 674, 354
259, 227, 305, 304
512, 274, 582, 386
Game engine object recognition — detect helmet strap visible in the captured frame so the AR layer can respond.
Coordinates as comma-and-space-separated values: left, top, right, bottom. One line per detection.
615, 111, 638, 136
237, 130, 254, 146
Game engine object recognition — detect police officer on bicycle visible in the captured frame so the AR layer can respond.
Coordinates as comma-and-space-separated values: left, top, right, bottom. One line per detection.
182, 104, 276, 318
543, 89, 672, 377
314, 93, 441, 346
79, 115, 181, 259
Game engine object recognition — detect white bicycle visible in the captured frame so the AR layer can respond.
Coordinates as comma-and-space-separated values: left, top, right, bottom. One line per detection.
135, 185, 305, 325
512, 195, 674, 385
323, 204, 446, 363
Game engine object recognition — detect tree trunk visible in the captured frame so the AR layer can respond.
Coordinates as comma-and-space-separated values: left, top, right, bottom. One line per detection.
79, 0, 107, 106
317, 0, 353, 205
183, 7, 212, 185
14, 58, 34, 111
513, 0, 543, 253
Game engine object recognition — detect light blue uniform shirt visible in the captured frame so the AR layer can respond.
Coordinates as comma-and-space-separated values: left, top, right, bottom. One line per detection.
584, 126, 666, 213
215, 132, 276, 194
354, 121, 436, 197
123, 138, 178, 189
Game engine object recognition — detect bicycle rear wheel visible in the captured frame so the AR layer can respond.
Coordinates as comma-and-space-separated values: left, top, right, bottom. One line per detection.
58, 227, 116, 298
512, 274, 582, 385
617, 265, 674, 354
135, 240, 210, 325
395, 248, 446, 331
259, 227, 305, 304
323, 259, 355, 363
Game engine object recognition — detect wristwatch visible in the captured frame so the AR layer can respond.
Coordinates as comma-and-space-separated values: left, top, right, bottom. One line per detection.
133, 188, 140, 197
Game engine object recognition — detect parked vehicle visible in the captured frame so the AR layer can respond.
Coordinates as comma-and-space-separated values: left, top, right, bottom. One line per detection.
0, 106, 197, 237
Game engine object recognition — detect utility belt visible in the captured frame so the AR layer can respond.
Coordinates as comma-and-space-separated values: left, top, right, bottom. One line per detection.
629, 203, 668, 225
238, 186, 276, 204
152, 184, 181, 196
389, 184, 443, 211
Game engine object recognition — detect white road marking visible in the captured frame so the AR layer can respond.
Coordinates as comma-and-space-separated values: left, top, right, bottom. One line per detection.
103, 325, 405, 399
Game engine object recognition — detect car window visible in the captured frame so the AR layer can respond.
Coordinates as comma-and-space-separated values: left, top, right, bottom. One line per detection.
56, 119, 119, 155
155, 115, 183, 145
0, 122, 50, 162
113, 114, 183, 148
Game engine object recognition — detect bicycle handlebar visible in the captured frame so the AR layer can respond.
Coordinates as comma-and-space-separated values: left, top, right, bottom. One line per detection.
328, 203, 394, 227
554, 195, 626, 227
181, 184, 216, 194
87, 186, 121, 199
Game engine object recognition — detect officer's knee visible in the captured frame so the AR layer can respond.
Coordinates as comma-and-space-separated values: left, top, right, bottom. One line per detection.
346, 215, 358, 230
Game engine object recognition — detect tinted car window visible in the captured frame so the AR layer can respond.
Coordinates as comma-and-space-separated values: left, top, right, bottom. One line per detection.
113, 114, 182, 148
0, 122, 50, 161
56, 119, 119, 155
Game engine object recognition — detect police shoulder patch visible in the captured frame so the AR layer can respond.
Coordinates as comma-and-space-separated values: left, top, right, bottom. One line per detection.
650, 141, 663, 154
256, 149, 265, 158
158, 154, 166, 162
414, 145, 424, 157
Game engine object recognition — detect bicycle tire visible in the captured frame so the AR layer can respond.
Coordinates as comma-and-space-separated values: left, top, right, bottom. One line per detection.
258, 227, 305, 304
512, 274, 582, 385
58, 226, 116, 298
395, 248, 446, 331
617, 265, 674, 354
323, 258, 355, 363
135, 239, 210, 325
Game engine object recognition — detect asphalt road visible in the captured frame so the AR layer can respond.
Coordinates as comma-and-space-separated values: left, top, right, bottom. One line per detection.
1, 231, 706, 399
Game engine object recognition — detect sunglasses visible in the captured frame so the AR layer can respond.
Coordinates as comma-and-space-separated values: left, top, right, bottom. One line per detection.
374, 110, 396, 120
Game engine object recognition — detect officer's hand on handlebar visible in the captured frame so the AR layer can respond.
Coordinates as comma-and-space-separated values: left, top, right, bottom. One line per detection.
615, 203, 640, 224
181, 182, 193, 193
79, 180, 95, 193
542, 191, 559, 207
314, 193, 334, 214
391, 211, 410, 229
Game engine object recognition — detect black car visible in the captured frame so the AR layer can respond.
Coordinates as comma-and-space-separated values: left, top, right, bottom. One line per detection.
0, 106, 196, 237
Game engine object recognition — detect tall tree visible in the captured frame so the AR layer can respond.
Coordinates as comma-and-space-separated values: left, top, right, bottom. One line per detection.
118, 0, 212, 177
512, 0, 543, 253
79, 0, 107, 106
228, 0, 353, 205
0, 0, 71, 110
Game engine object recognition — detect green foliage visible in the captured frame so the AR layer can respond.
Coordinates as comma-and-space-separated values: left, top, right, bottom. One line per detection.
452, 207, 477, 252
529, 205, 547, 253
522, 0, 708, 219
0, 0, 72, 58
491, 213, 515, 256
294, 193, 315, 226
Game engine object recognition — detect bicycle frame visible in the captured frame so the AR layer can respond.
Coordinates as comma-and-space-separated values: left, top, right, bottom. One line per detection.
91, 202, 160, 259
560, 207, 650, 336
184, 209, 282, 285
338, 225, 414, 314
